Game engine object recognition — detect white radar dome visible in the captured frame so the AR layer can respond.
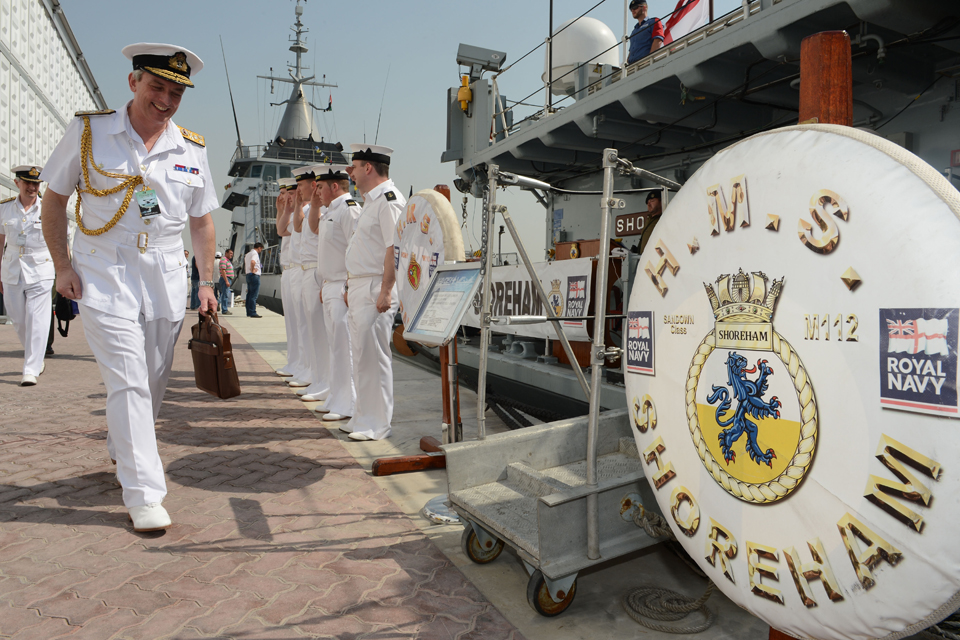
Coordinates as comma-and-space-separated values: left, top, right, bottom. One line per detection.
542, 17, 620, 97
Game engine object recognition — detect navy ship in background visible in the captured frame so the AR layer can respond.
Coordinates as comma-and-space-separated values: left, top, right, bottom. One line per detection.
421, 0, 960, 422
220, 0, 345, 314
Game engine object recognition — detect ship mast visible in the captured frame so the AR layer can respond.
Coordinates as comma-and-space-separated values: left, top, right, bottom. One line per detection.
257, 0, 336, 143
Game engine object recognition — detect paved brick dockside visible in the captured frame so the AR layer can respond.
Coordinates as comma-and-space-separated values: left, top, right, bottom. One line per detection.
0, 316, 523, 639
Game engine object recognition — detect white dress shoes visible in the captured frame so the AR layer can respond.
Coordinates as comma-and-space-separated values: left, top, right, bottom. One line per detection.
348, 432, 373, 441
322, 413, 350, 422
276, 369, 294, 377
338, 423, 352, 433
39, 362, 45, 375
20, 374, 37, 387
287, 378, 310, 388
300, 392, 327, 402
128, 503, 172, 532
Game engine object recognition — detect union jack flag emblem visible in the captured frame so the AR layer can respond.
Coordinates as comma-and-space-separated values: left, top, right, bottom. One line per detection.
569, 280, 585, 298
887, 319, 916, 337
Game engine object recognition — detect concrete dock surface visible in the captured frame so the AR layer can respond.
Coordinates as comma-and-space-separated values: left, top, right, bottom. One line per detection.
2, 306, 885, 639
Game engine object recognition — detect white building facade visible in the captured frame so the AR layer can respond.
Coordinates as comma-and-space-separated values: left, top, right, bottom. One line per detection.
0, 0, 104, 199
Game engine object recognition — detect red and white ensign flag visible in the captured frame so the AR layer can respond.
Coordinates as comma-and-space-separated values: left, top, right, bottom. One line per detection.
663, 0, 711, 45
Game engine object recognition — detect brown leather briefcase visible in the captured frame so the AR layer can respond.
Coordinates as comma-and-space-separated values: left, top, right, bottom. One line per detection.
188, 312, 241, 399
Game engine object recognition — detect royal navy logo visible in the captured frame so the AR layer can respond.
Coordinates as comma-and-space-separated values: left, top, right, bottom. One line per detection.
687, 269, 817, 504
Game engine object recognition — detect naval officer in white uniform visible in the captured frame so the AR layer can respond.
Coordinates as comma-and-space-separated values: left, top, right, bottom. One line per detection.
342, 144, 405, 441
294, 164, 330, 402
41, 43, 218, 532
284, 176, 312, 389
0, 166, 55, 386
314, 164, 360, 421
275, 178, 303, 378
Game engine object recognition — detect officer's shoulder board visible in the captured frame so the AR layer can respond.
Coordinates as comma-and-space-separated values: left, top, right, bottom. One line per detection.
0, 196, 15, 205
179, 126, 205, 147
384, 191, 398, 202
345, 199, 360, 207
74, 109, 115, 118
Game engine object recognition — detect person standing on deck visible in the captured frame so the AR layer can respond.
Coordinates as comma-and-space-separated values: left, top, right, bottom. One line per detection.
40, 44, 218, 532
626, 0, 664, 65
314, 164, 360, 422
244, 242, 263, 318
274, 179, 305, 378
0, 165, 54, 386
218, 248, 234, 314
342, 144, 404, 441
294, 164, 330, 402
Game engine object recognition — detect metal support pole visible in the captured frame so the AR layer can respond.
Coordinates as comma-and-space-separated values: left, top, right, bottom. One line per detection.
500, 208, 590, 399
585, 148, 619, 561
446, 341, 460, 443
476, 166, 501, 440
548, 0, 553, 113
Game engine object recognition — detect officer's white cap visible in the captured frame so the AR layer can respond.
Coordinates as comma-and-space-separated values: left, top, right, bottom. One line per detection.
315, 164, 350, 181
349, 144, 394, 166
11, 165, 43, 182
292, 165, 319, 182
122, 43, 204, 87
277, 177, 297, 189
215, 251, 222, 258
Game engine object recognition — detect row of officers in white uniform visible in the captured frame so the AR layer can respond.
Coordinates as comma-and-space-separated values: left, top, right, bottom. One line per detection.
270, 147, 405, 445
0, 42, 407, 534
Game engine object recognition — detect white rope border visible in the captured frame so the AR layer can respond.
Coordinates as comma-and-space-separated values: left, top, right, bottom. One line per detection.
685, 330, 818, 504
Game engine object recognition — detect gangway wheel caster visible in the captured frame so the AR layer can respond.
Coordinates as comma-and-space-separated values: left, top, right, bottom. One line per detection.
461, 523, 504, 564
526, 570, 577, 617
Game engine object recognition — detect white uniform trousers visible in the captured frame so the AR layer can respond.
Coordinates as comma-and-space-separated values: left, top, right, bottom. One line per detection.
346, 277, 398, 440
291, 267, 314, 384
82, 305, 180, 508
280, 268, 305, 377
300, 268, 330, 397
321, 280, 355, 416
4, 278, 53, 376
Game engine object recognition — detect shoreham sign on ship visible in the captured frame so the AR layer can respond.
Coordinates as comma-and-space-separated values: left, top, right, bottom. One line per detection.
626, 124, 960, 640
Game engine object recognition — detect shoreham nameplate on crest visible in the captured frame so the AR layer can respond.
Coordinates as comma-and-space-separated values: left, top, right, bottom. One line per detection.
624, 124, 960, 640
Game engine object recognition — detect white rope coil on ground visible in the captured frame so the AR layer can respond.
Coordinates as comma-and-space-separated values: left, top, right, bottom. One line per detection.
684, 330, 818, 504
624, 508, 715, 633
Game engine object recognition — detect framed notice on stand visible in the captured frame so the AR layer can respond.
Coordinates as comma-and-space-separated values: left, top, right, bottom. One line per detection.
403, 263, 483, 348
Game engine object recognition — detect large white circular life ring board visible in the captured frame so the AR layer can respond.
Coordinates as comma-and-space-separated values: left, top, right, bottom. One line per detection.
394, 189, 465, 333
624, 124, 960, 640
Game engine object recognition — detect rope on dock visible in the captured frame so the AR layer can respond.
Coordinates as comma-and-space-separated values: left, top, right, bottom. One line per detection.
624, 508, 716, 633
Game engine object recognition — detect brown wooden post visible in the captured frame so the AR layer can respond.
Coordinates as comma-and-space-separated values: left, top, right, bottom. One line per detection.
799, 31, 853, 126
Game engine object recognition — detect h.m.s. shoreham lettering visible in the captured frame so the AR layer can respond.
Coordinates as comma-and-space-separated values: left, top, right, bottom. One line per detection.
717, 328, 768, 343
488, 279, 544, 317
640, 392, 943, 608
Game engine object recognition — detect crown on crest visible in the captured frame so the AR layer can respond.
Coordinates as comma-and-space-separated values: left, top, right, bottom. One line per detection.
551, 279, 562, 290
703, 269, 783, 323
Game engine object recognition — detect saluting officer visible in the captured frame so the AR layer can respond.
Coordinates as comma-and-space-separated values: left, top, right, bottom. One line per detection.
41, 44, 218, 532
294, 164, 329, 402
275, 178, 304, 378
342, 144, 405, 441
284, 172, 312, 389
314, 164, 360, 421
1, 165, 54, 386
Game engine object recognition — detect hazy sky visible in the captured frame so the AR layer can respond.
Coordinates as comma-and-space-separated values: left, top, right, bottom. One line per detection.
60, 0, 742, 256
